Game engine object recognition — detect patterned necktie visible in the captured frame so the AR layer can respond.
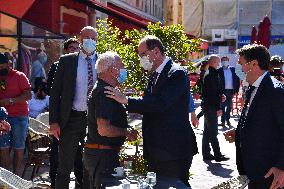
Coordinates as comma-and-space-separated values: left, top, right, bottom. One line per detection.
149, 71, 158, 92
239, 85, 256, 128
86, 57, 94, 96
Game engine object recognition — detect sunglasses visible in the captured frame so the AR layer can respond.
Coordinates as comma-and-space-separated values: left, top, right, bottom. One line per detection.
0, 80, 6, 91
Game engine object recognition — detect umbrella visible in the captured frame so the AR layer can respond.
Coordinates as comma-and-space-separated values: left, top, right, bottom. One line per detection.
257, 21, 264, 44
250, 26, 257, 44
262, 16, 271, 48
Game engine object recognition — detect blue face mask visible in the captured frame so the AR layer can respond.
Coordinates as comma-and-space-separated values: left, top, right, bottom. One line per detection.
82, 39, 96, 54
235, 63, 246, 81
117, 69, 127, 84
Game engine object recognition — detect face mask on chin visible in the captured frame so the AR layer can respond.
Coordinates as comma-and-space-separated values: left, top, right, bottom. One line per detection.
82, 39, 96, 54
139, 56, 153, 71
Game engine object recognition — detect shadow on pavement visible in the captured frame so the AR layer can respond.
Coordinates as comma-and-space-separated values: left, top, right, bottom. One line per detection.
204, 161, 234, 178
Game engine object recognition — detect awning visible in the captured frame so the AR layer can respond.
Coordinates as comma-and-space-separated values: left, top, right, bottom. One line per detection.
0, 0, 35, 18
75, 0, 149, 29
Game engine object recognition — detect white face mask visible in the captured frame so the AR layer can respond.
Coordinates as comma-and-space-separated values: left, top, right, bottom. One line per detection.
82, 39, 96, 54
139, 56, 153, 71
222, 61, 229, 67
235, 63, 246, 81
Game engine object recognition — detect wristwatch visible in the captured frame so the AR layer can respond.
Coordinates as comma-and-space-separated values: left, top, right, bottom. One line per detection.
8, 98, 14, 105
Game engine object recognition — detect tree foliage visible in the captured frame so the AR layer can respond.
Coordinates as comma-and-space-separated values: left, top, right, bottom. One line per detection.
96, 19, 200, 91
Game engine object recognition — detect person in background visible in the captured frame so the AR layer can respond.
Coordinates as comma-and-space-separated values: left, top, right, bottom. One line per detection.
269, 55, 284, 83
30, 49, 47, 89
201, 55, 229, 162
47, 37, 81, 189
0, 107, 10, 135
0, 53, 32, 175
224, 44, 284, 189
83, 51, 138, 189
49, 26, 98, 189
189, 92, 199, 128
47, 38, 79, 94
28, 83, 49, 118
218, 56, 240, 127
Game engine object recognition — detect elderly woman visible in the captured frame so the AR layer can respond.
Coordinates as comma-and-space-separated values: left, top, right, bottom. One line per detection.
83, 51, 137, 189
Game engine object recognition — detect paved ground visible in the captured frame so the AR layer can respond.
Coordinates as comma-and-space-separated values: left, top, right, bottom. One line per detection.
14, 106, 242, 189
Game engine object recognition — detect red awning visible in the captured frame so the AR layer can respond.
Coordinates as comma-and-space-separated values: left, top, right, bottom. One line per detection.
0, 0, 35, 18
76, 0, 150, 29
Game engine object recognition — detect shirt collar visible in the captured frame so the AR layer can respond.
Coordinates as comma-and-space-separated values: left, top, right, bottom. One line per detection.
155, 57, 170, 74
79, 50, 96, 60
252, 71, 268, 88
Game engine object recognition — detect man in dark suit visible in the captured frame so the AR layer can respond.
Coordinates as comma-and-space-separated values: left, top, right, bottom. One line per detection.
49, 26, 98, 189
201, 55, 229, 162
224, 44, 284, 189
105, 35, 198, 187
47, 38, 81, 189
218, 56, 240, 127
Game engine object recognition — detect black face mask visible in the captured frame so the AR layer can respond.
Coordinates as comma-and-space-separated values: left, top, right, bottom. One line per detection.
0, 68, 8, 76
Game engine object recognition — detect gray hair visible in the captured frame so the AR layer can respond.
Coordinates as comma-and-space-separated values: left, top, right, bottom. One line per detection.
96, 51, 120, 74
80, 26, 97, 34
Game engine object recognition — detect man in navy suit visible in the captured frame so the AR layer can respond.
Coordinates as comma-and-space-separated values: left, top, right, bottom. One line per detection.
224, 44, 284, 189
218, 56, 240, 127
105, 35, 198, 187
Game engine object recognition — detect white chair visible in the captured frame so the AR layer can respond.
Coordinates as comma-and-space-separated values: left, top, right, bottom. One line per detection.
36, 112, 49, 127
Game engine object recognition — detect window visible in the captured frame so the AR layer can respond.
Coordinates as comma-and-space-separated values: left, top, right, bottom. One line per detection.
0, 13, 17, 35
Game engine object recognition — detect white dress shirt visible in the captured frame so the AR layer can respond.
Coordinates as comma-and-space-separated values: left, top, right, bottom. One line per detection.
72, 51, 97, 111
223, 67, 233, 89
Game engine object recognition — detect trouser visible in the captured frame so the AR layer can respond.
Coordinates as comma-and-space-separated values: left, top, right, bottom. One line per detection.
147, 157, 193, 187
55, 110, 87, 189
49, 135, 84, 188
202, 106, 222, 157
221, 89, 234, 123
83, 148, 120, 189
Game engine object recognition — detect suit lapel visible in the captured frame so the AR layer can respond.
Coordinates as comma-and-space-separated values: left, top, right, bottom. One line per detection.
70, 53, 79, 97
246, 74, 270, 119
152, 60, 172, 94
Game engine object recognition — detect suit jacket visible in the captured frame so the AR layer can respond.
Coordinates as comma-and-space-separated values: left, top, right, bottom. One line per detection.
49, 53, 79, 129
47, 61, 58, 95
127, 60, 198, 162
218, 67, 240, 94
202, 66, 223, 110
236, 73, 284, 182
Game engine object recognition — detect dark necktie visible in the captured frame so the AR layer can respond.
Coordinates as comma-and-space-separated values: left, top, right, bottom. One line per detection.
149, 71, 158, 92
239, 85, 256, 128
86, 57, 94, 96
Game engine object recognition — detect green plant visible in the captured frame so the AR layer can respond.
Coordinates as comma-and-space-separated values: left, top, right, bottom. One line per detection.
96, 19, 201, 92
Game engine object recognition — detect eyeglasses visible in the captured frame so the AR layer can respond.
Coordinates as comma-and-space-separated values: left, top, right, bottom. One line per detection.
0, 80, 6, 91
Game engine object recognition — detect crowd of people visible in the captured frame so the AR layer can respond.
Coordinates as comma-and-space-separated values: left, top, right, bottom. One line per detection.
0, 25, 283, 189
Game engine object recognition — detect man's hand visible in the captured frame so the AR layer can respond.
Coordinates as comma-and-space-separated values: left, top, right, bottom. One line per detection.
190, 112, 199, 128
126, 128, 138, 142
104, 86, 128, 104
223, 129, 236, 143
217, 110, 223, 117
221, 94, 226, 103
265, 167, 284, 189
49, 123, 61, 140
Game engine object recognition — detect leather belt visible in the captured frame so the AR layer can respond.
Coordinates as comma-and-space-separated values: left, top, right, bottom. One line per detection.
84, 143, 120, 151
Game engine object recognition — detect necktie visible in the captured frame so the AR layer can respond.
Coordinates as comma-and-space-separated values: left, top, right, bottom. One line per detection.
149, 72, 158, 92
239, 85, 256, 128
86, 57, 94, 96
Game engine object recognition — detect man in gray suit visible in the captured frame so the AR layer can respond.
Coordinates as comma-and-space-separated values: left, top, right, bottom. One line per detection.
49, 26, 98, 189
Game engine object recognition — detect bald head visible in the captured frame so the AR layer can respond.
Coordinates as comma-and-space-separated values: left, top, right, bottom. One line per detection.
79, 26, 98, 55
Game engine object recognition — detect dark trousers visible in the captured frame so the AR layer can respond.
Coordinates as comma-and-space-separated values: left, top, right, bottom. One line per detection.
221, 89, 234, 123
49, 135, 84, 188
202, 106, 222, 157
147, 157, 193, 187
55, 111, 87, 189
83, 148, 120, 189
248, 176, 283, 189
